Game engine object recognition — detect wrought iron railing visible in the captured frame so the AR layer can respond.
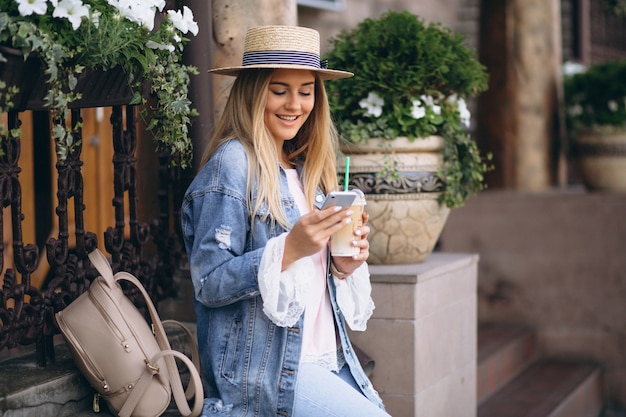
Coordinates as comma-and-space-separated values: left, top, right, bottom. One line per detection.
0, 104, 186, 366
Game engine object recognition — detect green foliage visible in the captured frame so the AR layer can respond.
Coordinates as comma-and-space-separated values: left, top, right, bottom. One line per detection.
324, 10, 491, 209
604, 0, 626, 16
0, 1, 198, 168
563, 59, 626, 135
0, 79, 20, 156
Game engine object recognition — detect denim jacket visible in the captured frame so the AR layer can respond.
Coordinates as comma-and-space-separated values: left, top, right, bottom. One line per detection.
181, 140, 384, 416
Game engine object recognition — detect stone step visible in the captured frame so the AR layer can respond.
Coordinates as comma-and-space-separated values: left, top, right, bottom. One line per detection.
477, 322, 537, 404
0, 322, 197, 417
477, 359, 603, 417
477, 322, 604, 417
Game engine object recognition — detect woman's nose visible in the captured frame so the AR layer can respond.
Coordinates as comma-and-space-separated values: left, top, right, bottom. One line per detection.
285, 92, 301, 110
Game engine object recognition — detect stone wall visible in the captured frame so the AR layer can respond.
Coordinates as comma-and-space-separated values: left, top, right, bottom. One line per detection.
297, 0, 481, 54
439, 190, 626, 408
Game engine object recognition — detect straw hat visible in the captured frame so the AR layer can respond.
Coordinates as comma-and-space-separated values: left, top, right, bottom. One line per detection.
208, 26, 353, 80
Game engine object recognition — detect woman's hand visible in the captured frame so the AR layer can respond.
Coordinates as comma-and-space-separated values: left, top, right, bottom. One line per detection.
282, 206, 354, 270
331, 211, 370, 279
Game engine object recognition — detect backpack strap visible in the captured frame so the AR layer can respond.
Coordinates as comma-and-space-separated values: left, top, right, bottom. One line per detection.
115, 271, 202, 415
119, 349, 203, 417
162, 319, 201, 400
87, 247, 116, 289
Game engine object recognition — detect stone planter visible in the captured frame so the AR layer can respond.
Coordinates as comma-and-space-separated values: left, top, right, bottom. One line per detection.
338, 136, 450, 265
573, 130, 626, 192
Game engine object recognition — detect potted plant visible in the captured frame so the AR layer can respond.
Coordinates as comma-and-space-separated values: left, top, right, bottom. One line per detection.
563, 59, 626, 191
324, 10, 490, 264
0, 0, 199, 168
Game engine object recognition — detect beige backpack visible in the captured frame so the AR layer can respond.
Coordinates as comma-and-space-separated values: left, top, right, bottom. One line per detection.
56, 248, 203, 417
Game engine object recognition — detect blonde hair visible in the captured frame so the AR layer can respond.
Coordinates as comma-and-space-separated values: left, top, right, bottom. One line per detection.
200, 69, 340, 229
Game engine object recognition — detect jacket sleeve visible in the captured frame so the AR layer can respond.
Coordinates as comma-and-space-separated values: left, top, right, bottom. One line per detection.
181, 143, 265, 308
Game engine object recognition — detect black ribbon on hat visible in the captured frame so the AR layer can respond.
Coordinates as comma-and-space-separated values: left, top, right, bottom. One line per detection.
320, 59, 328, 69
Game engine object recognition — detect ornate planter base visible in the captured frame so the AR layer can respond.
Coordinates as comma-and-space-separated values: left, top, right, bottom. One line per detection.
365, 194, 450, 264
574, 131, 626, 192
339, 136, 449, 264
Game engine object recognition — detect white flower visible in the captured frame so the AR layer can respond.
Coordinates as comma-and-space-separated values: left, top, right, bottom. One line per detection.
420, 95, 441, 115
608, 100, 618, 112
410, 100, 426, 119
16, 0, 48, 16
147, 0, 166, 12
562, 61, 586, 77
446, 94, 472, 127
568, 104, 583, 117
108, 0, 158, 30
52, 0, 90, 30
421, 95, 435, 106
168, 6, 199, 36
446, 93, 458, 103
91, 9, 100, 28
457, 98, 471, 127
359, 92, 384, 118
146, 40, 175, 52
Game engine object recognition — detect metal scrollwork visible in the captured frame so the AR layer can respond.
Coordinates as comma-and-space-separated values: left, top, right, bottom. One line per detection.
1, 104, 185, 364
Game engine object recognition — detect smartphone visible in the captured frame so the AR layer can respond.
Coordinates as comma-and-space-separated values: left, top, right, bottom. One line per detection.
321, 191, 358, 210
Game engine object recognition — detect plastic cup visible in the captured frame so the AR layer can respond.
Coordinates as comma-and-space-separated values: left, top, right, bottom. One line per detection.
330, 189, 366, 257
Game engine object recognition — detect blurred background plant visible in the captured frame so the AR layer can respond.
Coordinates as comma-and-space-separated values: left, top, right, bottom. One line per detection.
563, 59, 626, 135
605, 0, 626, 17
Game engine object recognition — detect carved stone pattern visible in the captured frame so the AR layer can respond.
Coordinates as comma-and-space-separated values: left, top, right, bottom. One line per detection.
575, 142, 626, 157
340, 171, 445, 195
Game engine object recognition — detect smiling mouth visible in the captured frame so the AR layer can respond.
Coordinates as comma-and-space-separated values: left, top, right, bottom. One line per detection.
278, 115, 298, 121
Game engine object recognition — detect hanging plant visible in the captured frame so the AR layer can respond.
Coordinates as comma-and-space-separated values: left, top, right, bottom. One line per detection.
0, 0, 199, 168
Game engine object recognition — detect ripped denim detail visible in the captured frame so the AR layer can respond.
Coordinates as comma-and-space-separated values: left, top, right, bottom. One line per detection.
202, 398, 234, 415
215, 225, 232, 250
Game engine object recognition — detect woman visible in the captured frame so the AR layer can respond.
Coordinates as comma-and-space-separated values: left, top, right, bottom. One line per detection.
181, 25, 390, 417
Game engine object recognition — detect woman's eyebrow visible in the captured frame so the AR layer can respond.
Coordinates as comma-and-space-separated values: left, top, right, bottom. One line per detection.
269, 81, 315, 87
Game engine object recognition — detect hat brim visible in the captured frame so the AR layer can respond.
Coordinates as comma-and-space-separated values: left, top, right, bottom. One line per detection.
208, 64, 353, 80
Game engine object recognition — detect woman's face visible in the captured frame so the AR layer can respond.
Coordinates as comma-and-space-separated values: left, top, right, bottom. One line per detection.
264, 68, 316, 142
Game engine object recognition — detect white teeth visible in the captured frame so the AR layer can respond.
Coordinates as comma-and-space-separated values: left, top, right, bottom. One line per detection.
279, 115, 297, 121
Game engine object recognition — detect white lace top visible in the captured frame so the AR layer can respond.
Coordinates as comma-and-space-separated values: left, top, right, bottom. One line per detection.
257, 169, 375, 372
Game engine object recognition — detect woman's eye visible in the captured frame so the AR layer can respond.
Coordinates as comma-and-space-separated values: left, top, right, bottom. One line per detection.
270, 89, 312, 96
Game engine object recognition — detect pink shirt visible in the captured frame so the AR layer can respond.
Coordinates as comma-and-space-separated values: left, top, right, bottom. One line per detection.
284, 169, 338, 368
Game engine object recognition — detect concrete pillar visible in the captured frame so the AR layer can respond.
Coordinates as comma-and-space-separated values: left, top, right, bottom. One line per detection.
512, 0, 563, 189
348, 254, 479, 417
211, 0, 297, 120
477, 0, 563, 190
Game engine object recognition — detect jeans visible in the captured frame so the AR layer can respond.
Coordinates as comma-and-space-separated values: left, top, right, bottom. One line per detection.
293, 363, 392, 417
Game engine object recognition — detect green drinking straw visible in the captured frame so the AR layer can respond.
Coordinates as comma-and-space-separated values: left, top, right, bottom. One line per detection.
344, 156, 350, 192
